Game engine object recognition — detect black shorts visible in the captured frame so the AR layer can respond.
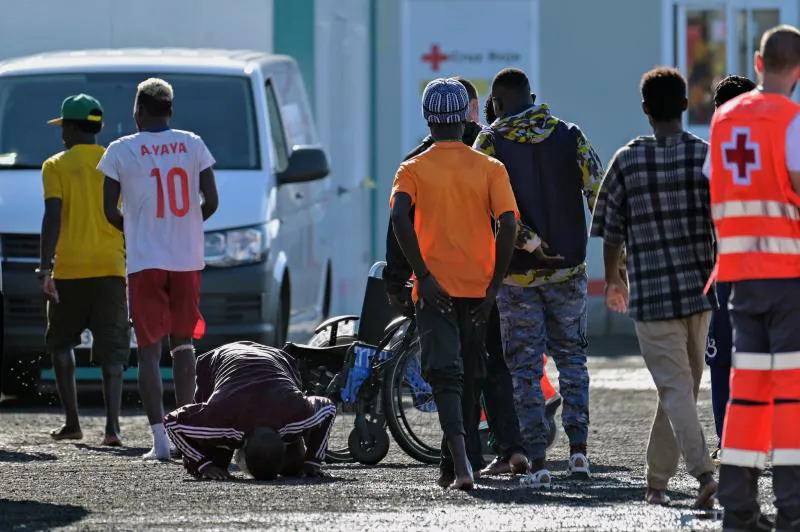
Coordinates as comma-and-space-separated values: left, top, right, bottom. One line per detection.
46, 276, 131, 366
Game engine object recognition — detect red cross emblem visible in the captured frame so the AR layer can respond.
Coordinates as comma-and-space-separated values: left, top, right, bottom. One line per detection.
722, 127, 761, 185
422, 44, 449, 72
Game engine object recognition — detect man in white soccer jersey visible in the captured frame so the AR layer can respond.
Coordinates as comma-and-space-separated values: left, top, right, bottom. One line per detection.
99, 78, 219, 460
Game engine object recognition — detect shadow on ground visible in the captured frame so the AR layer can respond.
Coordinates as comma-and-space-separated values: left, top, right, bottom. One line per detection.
348, 461, 432, 470
0, 499, 88, 531
181, 474, 353, 485
73, 443, 151, 457
455, 459, 651, 507
0, 450, 57, 463
545, 459, 632, 475
468, 482, 646, 507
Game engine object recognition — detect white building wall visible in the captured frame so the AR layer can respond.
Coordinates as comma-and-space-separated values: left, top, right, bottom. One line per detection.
374, 0, 652, 335
540, 0, 663, 335
315, 0, 373, 315
0, 0, 274, 60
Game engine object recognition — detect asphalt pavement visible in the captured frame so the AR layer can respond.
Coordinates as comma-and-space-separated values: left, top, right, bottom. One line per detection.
0, 349, 779, 531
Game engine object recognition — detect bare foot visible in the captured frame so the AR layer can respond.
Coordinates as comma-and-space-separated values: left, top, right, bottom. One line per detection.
693, 474, 718, 509
50, 425, 83, 441
479, 457, 511, 477
449, 473, 474, 491
101, 434, 122, 447
509, 453, 530, 475
437, 471, 455, 488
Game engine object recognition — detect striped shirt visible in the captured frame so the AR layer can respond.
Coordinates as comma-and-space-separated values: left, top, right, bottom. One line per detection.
590, 132, 716, 322
164, 342, 336, 476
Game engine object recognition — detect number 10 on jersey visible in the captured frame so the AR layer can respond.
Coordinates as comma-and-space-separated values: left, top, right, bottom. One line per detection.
150, 167, 190, 218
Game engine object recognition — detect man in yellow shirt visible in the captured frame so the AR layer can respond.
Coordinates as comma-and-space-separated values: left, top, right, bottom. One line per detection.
38, 94, 129, 446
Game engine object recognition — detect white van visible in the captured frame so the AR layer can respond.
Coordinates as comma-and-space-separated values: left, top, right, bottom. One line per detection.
0, 49, 332, 396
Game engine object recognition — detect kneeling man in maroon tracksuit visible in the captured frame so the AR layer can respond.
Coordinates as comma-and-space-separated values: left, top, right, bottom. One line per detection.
165, 341, 337, 480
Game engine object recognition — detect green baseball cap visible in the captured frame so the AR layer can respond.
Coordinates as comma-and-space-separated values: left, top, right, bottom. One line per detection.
47, 94, 104, 125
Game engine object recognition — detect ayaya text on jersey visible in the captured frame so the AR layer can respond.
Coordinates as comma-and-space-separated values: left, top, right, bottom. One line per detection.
140, 143, 188, 157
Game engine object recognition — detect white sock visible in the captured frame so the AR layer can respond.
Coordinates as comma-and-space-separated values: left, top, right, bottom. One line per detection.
144, 423, 170, 460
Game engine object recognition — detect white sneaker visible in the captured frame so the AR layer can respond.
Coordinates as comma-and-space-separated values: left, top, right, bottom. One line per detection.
520, 468, 552, 489
569, 452, 590, 479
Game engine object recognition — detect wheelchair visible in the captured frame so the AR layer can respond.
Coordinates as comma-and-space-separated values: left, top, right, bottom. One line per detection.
282, 261, 558, 466
283, 262, 440, 465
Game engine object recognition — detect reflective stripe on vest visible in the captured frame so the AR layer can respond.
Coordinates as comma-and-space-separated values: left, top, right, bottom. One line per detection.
720, 448, 768, 469
712, 199, 800, 221
733, 352, 772, 370
718, 236, 800, 255
775, 351, 800, 370
733, 351, 800, 370
772, 449, 800, 466
709, 92, 800, 281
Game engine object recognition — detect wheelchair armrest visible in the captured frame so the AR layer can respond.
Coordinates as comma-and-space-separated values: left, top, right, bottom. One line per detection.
384, 315, 410, 335
283, 342, 352, 375
314, 315, 360, 335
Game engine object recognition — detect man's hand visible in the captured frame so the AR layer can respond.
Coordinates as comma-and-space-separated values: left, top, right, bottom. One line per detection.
471, 283, 500, 326
201, 464, 232, 481
41, 276, 59, 303
387, 292, 414, 317
618, 266, 628, 288
417, 274, 452, 314
605, 273, 629, 314
533, 240, 565, 263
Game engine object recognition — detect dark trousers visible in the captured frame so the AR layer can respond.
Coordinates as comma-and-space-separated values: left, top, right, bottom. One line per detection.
416, 297, 486, 471
482, 303, 525, 460
706, 282, 732, 444
719, 279, 800, 514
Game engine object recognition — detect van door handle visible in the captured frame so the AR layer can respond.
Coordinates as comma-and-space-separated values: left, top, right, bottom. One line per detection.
294, 192, 304, 199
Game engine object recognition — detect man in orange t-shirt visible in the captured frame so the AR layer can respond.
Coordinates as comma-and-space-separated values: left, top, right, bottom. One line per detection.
391, 78, 519, 491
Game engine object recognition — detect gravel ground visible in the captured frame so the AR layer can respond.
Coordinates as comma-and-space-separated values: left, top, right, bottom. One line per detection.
0, 354, 778, 532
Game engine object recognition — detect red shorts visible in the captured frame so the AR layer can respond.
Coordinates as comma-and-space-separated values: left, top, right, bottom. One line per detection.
128, 269, 206, 347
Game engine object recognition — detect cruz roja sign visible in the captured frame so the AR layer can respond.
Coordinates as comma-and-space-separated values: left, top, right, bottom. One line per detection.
422, 44, 523, 72
401, 0, 539, 152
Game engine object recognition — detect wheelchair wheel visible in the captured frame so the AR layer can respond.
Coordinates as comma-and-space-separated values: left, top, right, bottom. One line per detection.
308, 328, 357, 464
348, 421, 390, 465
382, 331, 440, 464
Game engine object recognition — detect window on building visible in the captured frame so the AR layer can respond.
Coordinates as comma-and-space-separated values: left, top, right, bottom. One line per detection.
683, 8, 727, 124
736, 8, 782, 79
669, 1, 795, 135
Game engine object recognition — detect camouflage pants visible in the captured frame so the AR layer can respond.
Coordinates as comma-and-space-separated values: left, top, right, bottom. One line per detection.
497, 273, 590, 461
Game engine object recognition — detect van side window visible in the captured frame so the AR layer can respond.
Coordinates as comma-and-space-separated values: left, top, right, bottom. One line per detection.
272, 63, 317, 147
264, 80, 289, 172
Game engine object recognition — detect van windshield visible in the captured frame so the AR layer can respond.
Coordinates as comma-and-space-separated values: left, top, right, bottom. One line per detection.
0, 73, 259, 170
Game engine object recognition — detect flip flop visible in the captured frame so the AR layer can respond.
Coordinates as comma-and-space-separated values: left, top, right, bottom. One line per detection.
50, 427, 83, 441
101, 435, 123, 447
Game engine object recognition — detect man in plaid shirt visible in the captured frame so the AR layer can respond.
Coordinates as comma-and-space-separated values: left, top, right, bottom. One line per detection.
591, 67, 717, 509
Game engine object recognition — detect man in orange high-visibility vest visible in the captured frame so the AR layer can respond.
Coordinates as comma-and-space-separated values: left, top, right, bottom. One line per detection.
709, 25, 800, 532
